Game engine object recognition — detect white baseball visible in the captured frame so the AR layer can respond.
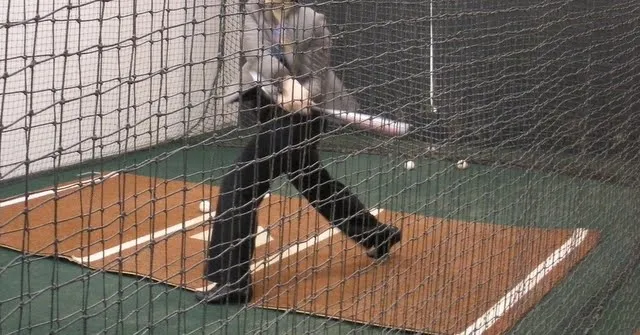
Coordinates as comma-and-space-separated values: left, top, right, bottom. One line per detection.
404, 160, 416, 170
456, 160, 469, 170
198, 200, 211, 213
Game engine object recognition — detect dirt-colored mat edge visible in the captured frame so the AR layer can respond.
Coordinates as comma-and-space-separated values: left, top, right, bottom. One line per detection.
0, 174, 603, 335
248, 230, 601, 335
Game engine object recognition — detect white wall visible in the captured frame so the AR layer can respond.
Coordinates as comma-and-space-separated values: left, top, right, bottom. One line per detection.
0, 0, 241, 180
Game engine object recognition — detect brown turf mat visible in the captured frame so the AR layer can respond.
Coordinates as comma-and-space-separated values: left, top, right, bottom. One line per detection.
0, 173, 600, 334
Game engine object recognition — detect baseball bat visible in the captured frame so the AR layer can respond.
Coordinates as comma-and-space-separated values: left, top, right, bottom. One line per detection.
248, 71, 411, 137
316, 107, 411, 137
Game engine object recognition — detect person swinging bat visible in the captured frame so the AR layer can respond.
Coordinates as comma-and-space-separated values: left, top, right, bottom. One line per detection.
196, 0, 402, 304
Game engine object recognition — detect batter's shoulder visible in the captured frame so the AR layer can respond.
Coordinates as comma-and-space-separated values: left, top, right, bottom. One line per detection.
296, 6, 328, 31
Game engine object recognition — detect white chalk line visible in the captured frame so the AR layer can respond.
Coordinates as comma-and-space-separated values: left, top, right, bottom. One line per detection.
54, 191, 270, 265
68, 193, 270, 266
0, 171, 120, 208
71, 212, 216, 265
194, 207, 384, 292
190, 225, 273, 246
251, 207, 382, 273
457, 228, 589, 335
250, 227, 340, 273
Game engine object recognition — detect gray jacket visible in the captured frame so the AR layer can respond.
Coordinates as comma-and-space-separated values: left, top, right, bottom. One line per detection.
226, 0, 359, 112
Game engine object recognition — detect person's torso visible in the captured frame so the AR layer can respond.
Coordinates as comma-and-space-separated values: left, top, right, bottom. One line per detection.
239, 1, 360, 118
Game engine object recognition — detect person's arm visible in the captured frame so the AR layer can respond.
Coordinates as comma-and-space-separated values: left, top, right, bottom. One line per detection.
242, 5, 336, 114
301, 10, 361, 112
240, 6, 293, 99
272, 10, 330, 114
241, 7, 315, 114
303, 11, 332, 102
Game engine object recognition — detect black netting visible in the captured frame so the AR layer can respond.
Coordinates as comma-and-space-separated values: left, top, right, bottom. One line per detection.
1, 1, 639, 334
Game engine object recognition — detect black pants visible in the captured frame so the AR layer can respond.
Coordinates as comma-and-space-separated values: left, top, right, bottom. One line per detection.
204, 99, 392, 286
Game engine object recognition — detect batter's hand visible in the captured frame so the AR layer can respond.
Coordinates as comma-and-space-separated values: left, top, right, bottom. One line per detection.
277, 76, 313, 114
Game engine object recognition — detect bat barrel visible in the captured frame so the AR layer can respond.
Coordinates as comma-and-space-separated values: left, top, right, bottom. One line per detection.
320, 108, 411, 137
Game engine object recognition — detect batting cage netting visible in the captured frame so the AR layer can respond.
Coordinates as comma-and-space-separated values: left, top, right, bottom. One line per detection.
1, 0, 639, 334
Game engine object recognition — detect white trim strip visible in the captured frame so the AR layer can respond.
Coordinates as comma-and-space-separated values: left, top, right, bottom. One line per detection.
194, 282, 218, 292
0, 171, 119, 208
457, 228, 589, 335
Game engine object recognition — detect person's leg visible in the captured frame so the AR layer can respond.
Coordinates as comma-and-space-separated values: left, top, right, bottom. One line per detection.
286, 144, 401, 259
197, 134, 274, 303
198, 106, 310, 303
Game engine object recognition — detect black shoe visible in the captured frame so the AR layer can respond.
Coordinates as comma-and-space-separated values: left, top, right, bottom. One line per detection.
366, 225, 402, 260
195, 283, 253, 304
